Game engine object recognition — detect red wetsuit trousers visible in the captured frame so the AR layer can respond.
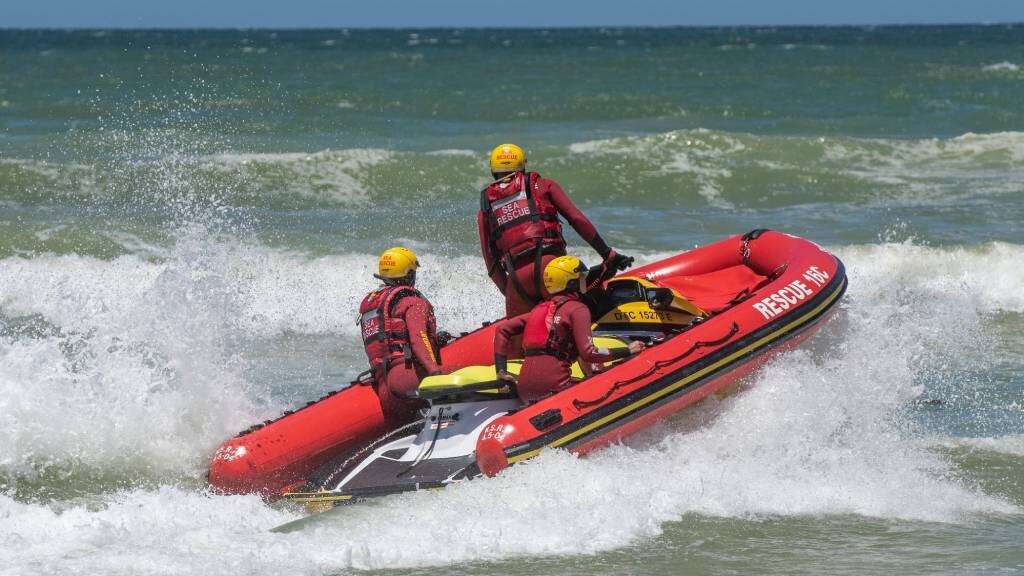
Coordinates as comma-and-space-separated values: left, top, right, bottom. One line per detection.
517, 354, 573, 404
377, 363, 429, 426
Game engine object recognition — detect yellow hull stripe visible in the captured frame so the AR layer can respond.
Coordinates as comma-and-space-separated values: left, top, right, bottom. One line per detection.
507, 277, 846, 464
283, 493, 354, 503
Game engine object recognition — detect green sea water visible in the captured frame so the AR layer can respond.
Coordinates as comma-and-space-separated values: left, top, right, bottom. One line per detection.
1, 26, 1022, 575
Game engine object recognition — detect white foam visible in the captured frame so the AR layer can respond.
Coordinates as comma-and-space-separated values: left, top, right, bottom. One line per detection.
0, 282, 1015, 573
825, 131, 1024, 166
98, 231, 172, 259
236, 249, 504, 337
569, 129, 742, 209
822, 131, 1024, 204
567, 128, 1024, 208
936, 435, 1024, 456
203, 148, 393, 206
0, 247, 503, 339
0, 158, 96, 189
425, 148, 478, 157
834, 241, 1024, 314
0, 234, 507, 478
1, 238, 1020, 572
0, 230, 264, 478
2, 147, 395, 208
983, 61, 1020, 72
2, 238, 1020, 476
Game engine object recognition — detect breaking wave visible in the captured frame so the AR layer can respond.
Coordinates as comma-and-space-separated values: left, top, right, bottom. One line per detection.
937, 435, 1024, 457
1, 235, 1020, 573
4, 129, 1024, 217
983, 61, 1021, 72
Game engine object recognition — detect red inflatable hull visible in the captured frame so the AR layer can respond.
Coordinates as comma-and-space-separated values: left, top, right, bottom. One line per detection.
475, 230, 846, 475
208, 385, 388, 498
208, 230, 846, 497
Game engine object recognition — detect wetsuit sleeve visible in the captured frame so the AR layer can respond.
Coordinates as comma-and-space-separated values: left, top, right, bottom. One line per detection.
478, 211, 507, 293
584, 258, 617, 292
567, 304, 630, 363
546, 179, 612, 259
401, 297, 442, 375
493, 313, 529, 372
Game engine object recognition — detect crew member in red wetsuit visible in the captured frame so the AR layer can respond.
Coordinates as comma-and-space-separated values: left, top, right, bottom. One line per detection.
479, 143, 635, 318
359, 247, 445, 424
492, 255, 645, 404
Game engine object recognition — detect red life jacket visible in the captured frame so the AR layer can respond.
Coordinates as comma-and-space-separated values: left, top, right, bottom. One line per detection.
358, 285, 434, 376
480, 171, 564, 260
521, 295, 576, 362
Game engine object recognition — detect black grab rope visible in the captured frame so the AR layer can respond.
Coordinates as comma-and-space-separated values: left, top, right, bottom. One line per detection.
572, 322, 741, 410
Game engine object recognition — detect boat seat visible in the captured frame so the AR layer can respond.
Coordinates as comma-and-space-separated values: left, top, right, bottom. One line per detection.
418, 336, 629, 400
418, 364, 522, 400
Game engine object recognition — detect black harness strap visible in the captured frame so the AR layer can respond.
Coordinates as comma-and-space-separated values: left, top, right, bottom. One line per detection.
532, 242, 545, 302
523, 172, 538, 223
505, 251, 538, 307
507, 240, 564, 264
524, 348, 573, 362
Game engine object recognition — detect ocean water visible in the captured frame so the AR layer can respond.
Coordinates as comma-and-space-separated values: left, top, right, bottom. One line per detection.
1, 26, 1022, 575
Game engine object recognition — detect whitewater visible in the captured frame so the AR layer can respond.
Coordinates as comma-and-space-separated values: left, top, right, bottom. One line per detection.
2, 26, 1023, 576
2, 238, 1022, 574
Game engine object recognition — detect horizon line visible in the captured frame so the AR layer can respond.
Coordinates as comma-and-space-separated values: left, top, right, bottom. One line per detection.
1, 21, 1022, 32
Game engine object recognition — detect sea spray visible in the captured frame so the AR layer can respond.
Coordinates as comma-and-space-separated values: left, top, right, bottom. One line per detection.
0, 97, 269, 494
0, 229, 262, 494
3, 242, 1020, 573
1, 25, 1023, 574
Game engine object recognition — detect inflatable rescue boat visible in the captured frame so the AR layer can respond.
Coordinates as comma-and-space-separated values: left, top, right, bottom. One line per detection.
208, 230, 846, 508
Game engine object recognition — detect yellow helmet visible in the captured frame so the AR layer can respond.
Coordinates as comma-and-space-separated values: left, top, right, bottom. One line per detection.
489, 143, 527, 174
376, 246, 419, 280
543, 255, 588, 295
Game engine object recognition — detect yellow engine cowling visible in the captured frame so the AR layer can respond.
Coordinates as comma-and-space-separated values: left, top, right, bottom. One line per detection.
595, 277, 704, 328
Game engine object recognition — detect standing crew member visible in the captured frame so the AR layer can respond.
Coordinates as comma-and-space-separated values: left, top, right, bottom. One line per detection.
359, 247, 444, 424
493, 256, 645, 404
479, 143, 634, 317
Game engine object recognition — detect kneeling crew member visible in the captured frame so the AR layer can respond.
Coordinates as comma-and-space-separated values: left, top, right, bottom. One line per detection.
359, 247, 443, 424
478, 143, 634, 317
492, 255, 644, 404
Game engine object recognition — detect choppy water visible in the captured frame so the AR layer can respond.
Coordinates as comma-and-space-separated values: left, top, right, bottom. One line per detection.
1, 26, 1022, 575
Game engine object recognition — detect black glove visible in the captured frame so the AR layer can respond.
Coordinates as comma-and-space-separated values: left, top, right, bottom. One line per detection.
607, 250, 634, 272
436, 330, 454, 346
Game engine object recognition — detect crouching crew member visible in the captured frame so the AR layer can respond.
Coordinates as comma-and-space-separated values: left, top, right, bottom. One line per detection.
492, 255, 644, 404
478, 143, 634, 317
359, 247, 444, 424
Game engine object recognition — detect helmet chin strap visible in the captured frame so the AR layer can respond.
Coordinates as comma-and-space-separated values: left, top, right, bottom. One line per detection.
378, 271, 416, 287
488, 169, 524, 185
562, 277, 585, 295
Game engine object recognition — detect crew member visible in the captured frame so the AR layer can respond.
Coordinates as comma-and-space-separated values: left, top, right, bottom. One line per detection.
479, 143, 634, 318
359, 247, 444, 424
493, 255, 645, 404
